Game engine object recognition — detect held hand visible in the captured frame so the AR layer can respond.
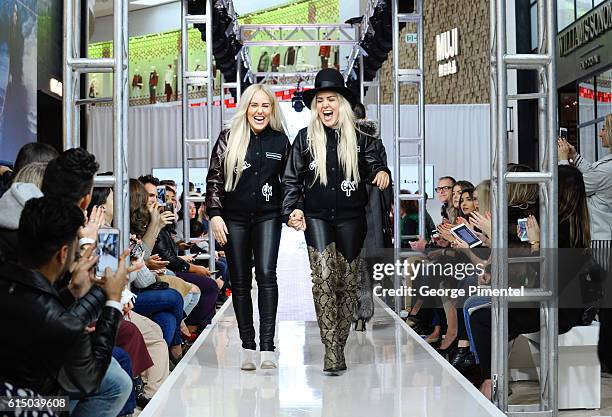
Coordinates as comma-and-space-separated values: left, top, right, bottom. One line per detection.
409, 237, 427, 253
97, 250, 131, 302
526, 215, 540, 243
68, 244, 99, 299
210, 216, 229, 246
79, 205, 106, 240
194, 265, 211, 277
179, 254, 195, 263
557, 138, 571, 160
288, 209, 306, 231
451, 237, 470, 249
145, 254, 169, 271
372, 171, 390, 190
160, 210, 176, 226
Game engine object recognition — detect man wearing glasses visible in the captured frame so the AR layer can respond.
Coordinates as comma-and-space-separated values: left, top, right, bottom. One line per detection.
434, 176, 456, 221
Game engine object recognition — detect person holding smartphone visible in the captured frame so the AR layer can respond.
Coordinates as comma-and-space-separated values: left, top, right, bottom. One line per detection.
206, 84, 290, 371
558, 116, 612, 273
282, 68, 390, 374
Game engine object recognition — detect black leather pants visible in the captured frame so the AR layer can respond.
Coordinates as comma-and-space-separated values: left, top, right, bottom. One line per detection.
304, 216, 367, 368
224, 217, 281, 351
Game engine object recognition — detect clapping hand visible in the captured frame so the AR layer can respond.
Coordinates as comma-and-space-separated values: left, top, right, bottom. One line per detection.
79, 205, 106, 240
470, 211, 492, 238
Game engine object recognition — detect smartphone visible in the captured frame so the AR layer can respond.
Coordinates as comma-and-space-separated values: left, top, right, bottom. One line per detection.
517, 218, 529, 242
450, 224, 482, 248
559, 127, 568, 140
96, 228, 120, 276
165, 201, 175, 213
156, 185, 167, 207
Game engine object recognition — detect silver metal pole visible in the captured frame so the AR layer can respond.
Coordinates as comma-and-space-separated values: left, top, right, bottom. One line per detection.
391, 0, 401, 315
206, 0, 215, 274
181, 0, 190, 242
492, 0, 509, 409
416, 0, 425, 239
63, 0, 75, 150
358, 23, 365, 104
113, 0, 129, 252
546, 0, 559, 413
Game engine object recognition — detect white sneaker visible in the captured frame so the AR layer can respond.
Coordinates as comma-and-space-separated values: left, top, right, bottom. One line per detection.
240, 348, 257, 371
260, 350, 277, 369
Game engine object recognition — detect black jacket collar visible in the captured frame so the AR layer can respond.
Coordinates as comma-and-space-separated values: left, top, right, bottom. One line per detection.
250, 124, 274, 139
0, 262, 60, 298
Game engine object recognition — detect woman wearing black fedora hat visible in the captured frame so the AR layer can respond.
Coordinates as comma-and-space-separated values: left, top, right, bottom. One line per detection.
282, 68, 391, 374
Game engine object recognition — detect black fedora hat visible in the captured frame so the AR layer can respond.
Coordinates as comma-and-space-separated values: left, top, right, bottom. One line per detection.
303, 68, 357, 109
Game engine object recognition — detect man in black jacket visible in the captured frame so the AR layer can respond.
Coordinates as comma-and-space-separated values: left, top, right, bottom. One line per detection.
0, 197, 132, 417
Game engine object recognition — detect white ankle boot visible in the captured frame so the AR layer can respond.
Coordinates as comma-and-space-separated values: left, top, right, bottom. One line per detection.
260, 350, 277, 369
240, 348, 257, 371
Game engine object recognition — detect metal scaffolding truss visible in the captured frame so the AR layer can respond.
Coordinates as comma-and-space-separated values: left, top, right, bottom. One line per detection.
240, 23, 359, 47
391, 0, 426, 314
63, 0, 130, 251
180, 0, 216, 267
238, 22, 363, 82
490, 0, 558, 415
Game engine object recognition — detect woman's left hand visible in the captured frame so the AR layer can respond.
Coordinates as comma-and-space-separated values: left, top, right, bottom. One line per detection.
372, 171, 390, 190
79, 205, 106, 240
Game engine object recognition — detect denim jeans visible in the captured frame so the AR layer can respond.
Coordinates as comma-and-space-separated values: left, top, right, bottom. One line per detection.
462, 295, 491, 363
133, 288, 184, 346
112, 348, 135, 416
69, 357, 132, 417
183, 291, 201, 316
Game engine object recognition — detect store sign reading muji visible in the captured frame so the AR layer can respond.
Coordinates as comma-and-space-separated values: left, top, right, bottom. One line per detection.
436, 28, 460, 77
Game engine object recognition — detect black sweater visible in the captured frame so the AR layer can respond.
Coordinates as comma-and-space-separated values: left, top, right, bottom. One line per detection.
206, 127, 290, 222
282, 125, 390, 222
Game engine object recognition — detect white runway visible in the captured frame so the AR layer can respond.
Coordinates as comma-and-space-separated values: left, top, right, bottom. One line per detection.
139, 227, 504, 417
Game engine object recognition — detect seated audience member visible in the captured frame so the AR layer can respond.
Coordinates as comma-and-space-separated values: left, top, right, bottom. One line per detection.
471, 165, 594, 399
41, 147, 99, 209
0, 197, 132, 417
0, 142, 59, 198
153, 212, 221, 330
136, 177, 212, 335
0, 180, 44, 265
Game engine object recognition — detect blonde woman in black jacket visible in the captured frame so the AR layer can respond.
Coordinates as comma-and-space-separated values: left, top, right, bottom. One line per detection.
282, 69, 390, 374
206, 84, 289, 371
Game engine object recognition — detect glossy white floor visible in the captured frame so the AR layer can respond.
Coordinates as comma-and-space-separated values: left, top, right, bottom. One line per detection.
139, 227, 504, 417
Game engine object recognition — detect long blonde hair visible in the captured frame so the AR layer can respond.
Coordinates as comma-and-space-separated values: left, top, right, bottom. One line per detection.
604, 114, 612, 147
475, 179, 491, 214
307, 93, 359, 186
224, 84, 285, 191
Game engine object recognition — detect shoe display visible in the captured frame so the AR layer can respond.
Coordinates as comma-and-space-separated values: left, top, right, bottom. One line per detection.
240, 348, 257, 371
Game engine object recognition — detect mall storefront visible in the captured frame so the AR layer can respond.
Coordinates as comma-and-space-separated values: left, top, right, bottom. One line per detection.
557, 0, 612, 162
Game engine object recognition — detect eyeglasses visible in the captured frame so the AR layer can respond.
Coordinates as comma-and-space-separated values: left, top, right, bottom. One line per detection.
435, 186, 452, 193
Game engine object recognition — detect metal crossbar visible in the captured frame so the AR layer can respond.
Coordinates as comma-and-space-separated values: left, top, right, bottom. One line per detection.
63, 0, 129, 251
180, 0, 215, 273
392, 0, 425, 314
490, 0, 558, 414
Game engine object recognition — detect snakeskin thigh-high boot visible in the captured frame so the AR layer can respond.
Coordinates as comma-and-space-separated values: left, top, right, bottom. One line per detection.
308, 243, 342, 373
333, 253, 361, 371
